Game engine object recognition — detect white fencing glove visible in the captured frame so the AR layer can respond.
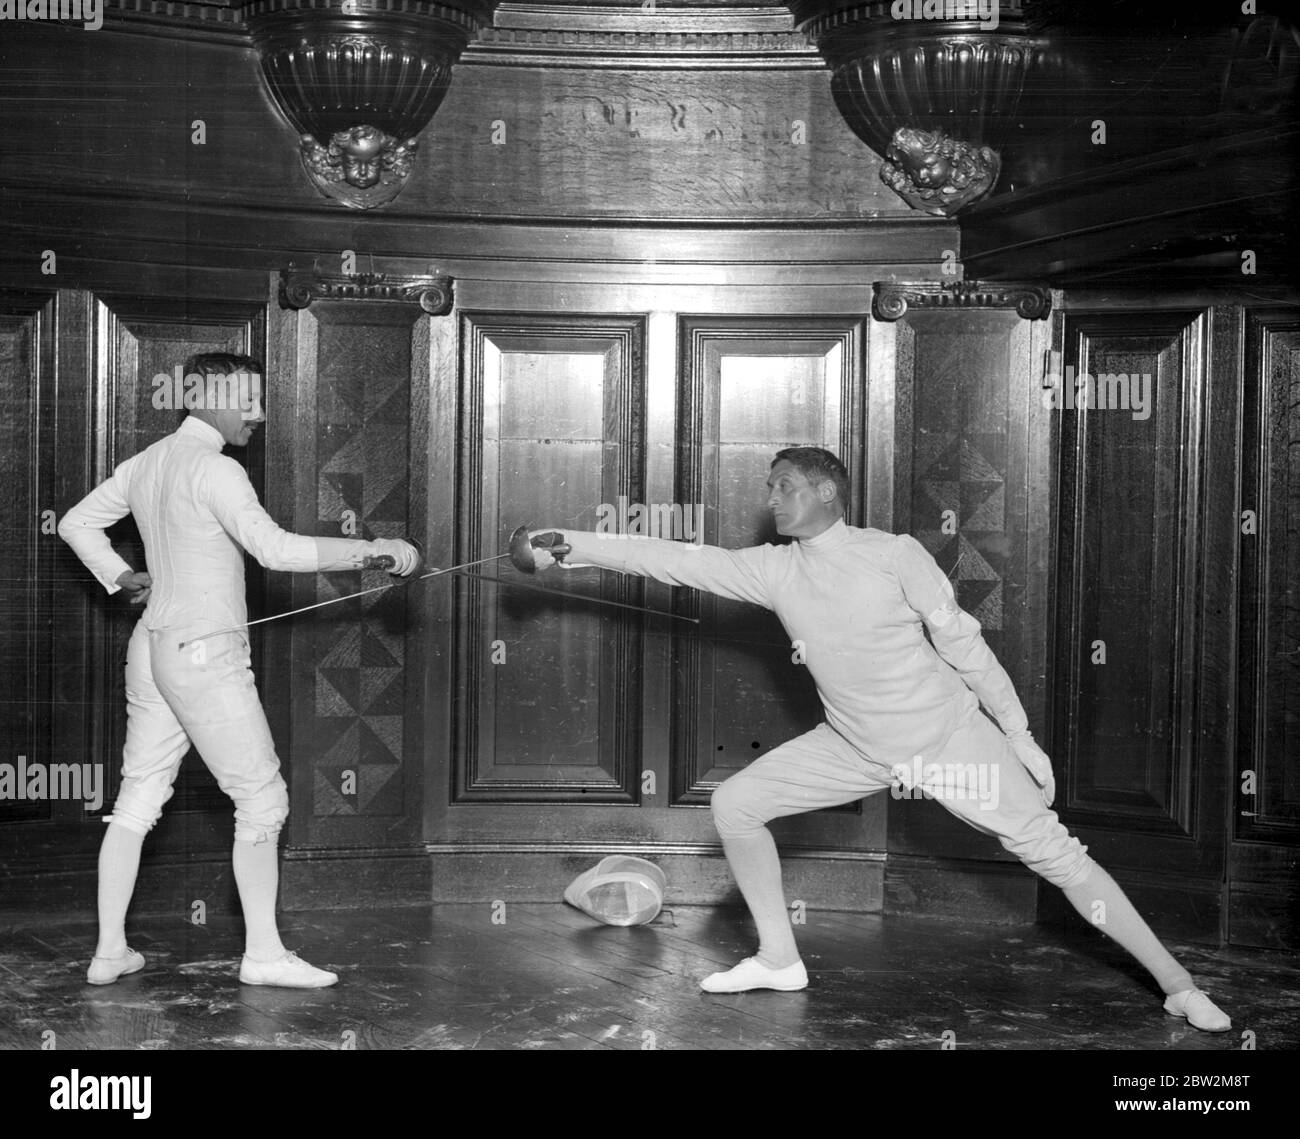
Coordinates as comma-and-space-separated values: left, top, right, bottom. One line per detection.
525, 528, 589, 570
369, 538, 421, 576
1006, 731, 1056, 808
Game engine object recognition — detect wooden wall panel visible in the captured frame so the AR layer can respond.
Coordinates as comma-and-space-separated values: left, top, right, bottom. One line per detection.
1231, 309, 1300, 948
1040, 305, 1228, 942
887, 308, 1050, 919
1052, 313, 1205, 836
0, 28, 899, 221
269, 299, 428, 850
1238, 313, 1300, 842
454, 313, 646, 803
0, 296, 56, 826
673, 316, 864, 806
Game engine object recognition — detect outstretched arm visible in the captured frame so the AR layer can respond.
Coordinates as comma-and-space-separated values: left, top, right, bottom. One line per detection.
892, 533, 1055, 805
537, 529, 774, 610
203, 456, 419, 574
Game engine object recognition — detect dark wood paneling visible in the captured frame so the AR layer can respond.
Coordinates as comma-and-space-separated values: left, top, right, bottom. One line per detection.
1052, 313, 1213, 845
424, 842, 883, 910
1229, 308, 1300, 948
1045, 305, 1229, 940
425, 299, 885, 891
0, 296, 57, 826
0, 25, 901, 222
885, 854, 1039, 925
1053, 314, 1203, 833
673, 316, 864, 805
1237, 311, 1300, 845
887, 308, 1050, 894
277, 848, 433, 912
455, 313, 646, 803
0, 193, 951, 300
268, 298, 428, 851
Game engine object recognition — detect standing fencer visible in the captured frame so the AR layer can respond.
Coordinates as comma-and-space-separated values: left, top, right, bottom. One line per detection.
59, 353, 420, 989
522, 446, 1231, 1032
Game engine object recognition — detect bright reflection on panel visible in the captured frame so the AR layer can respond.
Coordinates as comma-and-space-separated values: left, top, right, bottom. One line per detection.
705, 344, 836, 768
480, 342, 611, 774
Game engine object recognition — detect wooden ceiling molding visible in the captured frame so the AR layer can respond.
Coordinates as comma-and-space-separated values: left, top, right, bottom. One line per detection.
242, 0, 499, 208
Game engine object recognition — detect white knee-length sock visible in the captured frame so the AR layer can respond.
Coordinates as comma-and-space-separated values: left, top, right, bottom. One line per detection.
1062, 862, 1194, 996
95, 823, 145, 958
232, 839, 287, 962
720, 828, 802, 969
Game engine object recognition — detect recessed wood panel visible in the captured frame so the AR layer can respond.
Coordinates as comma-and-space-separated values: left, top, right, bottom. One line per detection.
1052, 311, 1205, 835
455, 314, 646, 802
0, 300, 51, 824
673, 316, 865, 805
1237, 312, 1300, 845
268, 302, 422, 842
884, 308, 1053, 887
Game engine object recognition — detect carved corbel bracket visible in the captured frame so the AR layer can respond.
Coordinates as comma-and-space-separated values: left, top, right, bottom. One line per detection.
244, 0, 498, 209
791, 1, 1053, 215
280, 269, 455, 315
873, 280, 1051, 321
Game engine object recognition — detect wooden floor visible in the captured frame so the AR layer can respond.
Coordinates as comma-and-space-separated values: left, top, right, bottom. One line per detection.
1, 903, 1296, 1051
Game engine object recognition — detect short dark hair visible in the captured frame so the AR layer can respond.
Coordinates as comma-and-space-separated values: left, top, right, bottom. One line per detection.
178, 353, 263, 419
771, 447, 849, 515
181, 352, 263, 379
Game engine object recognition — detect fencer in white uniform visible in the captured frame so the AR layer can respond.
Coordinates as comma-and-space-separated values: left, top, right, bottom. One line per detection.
524, 446, 1231, 1032
59, 354, 420, 989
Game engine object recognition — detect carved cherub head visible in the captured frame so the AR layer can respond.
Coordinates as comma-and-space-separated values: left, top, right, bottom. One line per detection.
881, 127, 1001, 216
331, 126, 386, 188
298, 124, 420, 208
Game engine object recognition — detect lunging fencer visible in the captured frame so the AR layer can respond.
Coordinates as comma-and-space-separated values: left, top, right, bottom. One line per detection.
519, 446, 1231, 1032
59, 353, 420, 989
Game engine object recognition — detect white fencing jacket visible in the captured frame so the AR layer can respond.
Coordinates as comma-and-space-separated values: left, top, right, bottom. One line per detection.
59, 416, 368, 635
564, 520, 1030, 766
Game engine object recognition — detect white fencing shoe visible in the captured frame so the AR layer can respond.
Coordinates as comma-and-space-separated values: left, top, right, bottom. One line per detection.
87, 948, 146, 985
1163, 988, 1231, 1032
700, 957, 808, 993
239, 950, 338, 989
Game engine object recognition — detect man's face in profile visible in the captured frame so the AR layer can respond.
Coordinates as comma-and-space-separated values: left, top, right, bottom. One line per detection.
196, 371, 264, 447
766, 459, 834, 539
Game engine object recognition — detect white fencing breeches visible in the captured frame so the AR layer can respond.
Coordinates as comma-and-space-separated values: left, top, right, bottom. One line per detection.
710, 704, 1093, 889
107, 620, 289, 843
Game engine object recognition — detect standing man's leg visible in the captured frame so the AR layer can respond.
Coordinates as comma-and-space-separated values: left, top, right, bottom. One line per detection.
919, 709, 1230, 1031
89, 621, 192, 984
154, 627, 336, 988
705, 724, 894, 992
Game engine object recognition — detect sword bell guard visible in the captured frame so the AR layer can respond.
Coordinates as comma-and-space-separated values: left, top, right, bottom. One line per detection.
509, 525, 571, 574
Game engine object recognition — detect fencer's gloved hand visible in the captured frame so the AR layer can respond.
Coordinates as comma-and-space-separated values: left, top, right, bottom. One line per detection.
115, 570, 152, 606
1007, 731, 1056, 807
526, 528, 570, 571
369, 538, 421, 577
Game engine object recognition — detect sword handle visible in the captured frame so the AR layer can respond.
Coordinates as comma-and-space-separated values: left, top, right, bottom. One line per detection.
363, 555, 396, 570
509, 525, 571, 574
